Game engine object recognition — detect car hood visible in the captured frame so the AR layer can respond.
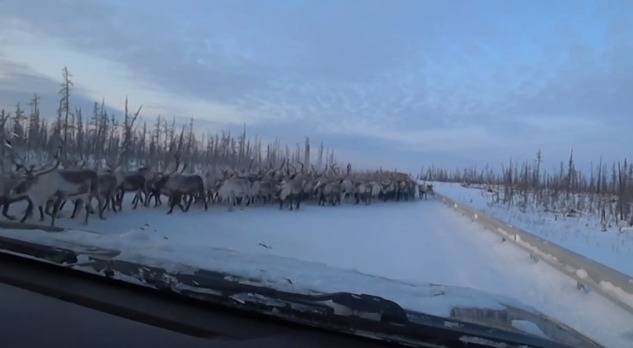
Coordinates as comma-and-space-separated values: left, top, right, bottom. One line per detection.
0, 228, 601, 348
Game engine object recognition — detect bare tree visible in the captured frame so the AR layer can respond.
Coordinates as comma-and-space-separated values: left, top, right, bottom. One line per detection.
59, 66, 73, 156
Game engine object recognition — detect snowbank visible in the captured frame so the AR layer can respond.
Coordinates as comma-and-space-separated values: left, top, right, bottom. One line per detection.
434, 182, 633, 277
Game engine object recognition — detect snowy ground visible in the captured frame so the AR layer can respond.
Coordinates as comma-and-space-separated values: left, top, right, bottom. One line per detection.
434, 182, 633, 278
1, 199, 633, 346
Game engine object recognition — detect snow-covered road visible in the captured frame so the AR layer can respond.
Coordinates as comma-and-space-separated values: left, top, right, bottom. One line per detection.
2, 199, 633, 346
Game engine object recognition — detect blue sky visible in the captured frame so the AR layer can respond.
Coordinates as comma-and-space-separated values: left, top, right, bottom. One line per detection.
0, 0, 632, 171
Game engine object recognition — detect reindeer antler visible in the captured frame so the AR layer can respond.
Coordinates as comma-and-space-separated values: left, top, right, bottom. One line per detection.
4, 140, 25, 171
247, 157, 255, 171
278, 158, 287, 171
32, 145, 61, 177
330, 163, 340, 176
166, 155, 180, 175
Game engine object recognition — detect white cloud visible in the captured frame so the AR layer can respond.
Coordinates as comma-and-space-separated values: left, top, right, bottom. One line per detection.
0, 0, 632, 169
319, 118, 504, 153
0, 26, 249, 125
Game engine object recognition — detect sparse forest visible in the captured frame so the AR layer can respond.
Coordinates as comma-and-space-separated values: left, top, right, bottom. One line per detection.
421, 150, 633, 228
0, 67, 338, 173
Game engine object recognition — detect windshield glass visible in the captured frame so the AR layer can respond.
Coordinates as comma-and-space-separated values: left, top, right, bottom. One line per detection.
1, 1, 632, 347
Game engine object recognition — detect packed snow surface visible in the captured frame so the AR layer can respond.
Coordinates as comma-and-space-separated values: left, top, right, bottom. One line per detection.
1, 199, 633, 346
434, 182, 633, 277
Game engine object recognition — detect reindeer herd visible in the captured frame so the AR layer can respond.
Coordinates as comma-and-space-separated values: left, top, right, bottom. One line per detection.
0, 147, 433, 227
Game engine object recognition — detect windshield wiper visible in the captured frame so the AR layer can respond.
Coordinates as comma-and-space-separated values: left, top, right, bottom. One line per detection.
0, 235, 601, 348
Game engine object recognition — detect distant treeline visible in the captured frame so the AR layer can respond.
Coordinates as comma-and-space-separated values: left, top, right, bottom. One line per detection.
420, 150, 633, 228
0, 67, 336, 173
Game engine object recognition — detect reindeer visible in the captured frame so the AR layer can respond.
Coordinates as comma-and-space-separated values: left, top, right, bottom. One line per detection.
381, 180, 397, 201
0, 142, 34, 219
64, 169, 105, 222
204, 166, 224, 204
97, 171, 119, 213
279, 176, 302, 210
314, 178, 342, 206
340, 178, 355, 202
114, 166, 151, 210
162, 173, 208, 214
277, 162, 306, 210
340, 163, 356, 203
235, 160, 284, 207
248, 168, 281, 205
0, 172, 24, 220
354, 181, 372, 205
56, 159, 96, 216
313, 164, 344, 206
144, 157, 189, 208
10, 154, 103, 226
301, 168, 320, 202
144, 159, 207, 213
418, 183, 433, 200
217, 169, 251, 211
368, 181, 382, 203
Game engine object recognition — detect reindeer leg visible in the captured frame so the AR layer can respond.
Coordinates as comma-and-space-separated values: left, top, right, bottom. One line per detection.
99, 197, 107, 216
175, 194, 185, 212
226, 194, 233, 212
56, 200, 67, 216
142, 190, 150, 207
107, 196, 115, 212
132, 192, 139, 209
138, 190, 146, 205
103, 195, 112, 214
200, 191, 208, 211
51, 199, 61, 227
2, 203, 15, 220
181, 194, 190, 212
95, 196, 104, 219
155, 192, 162, 207
20, 199, 33, 223
147, 191, 154, 207
83, 200, 90, 225
44, 200, 54, 219
166, 194, 176, 214
116, 190, 124, 211
70, 200, 80, 219
39, 205, 46, 221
